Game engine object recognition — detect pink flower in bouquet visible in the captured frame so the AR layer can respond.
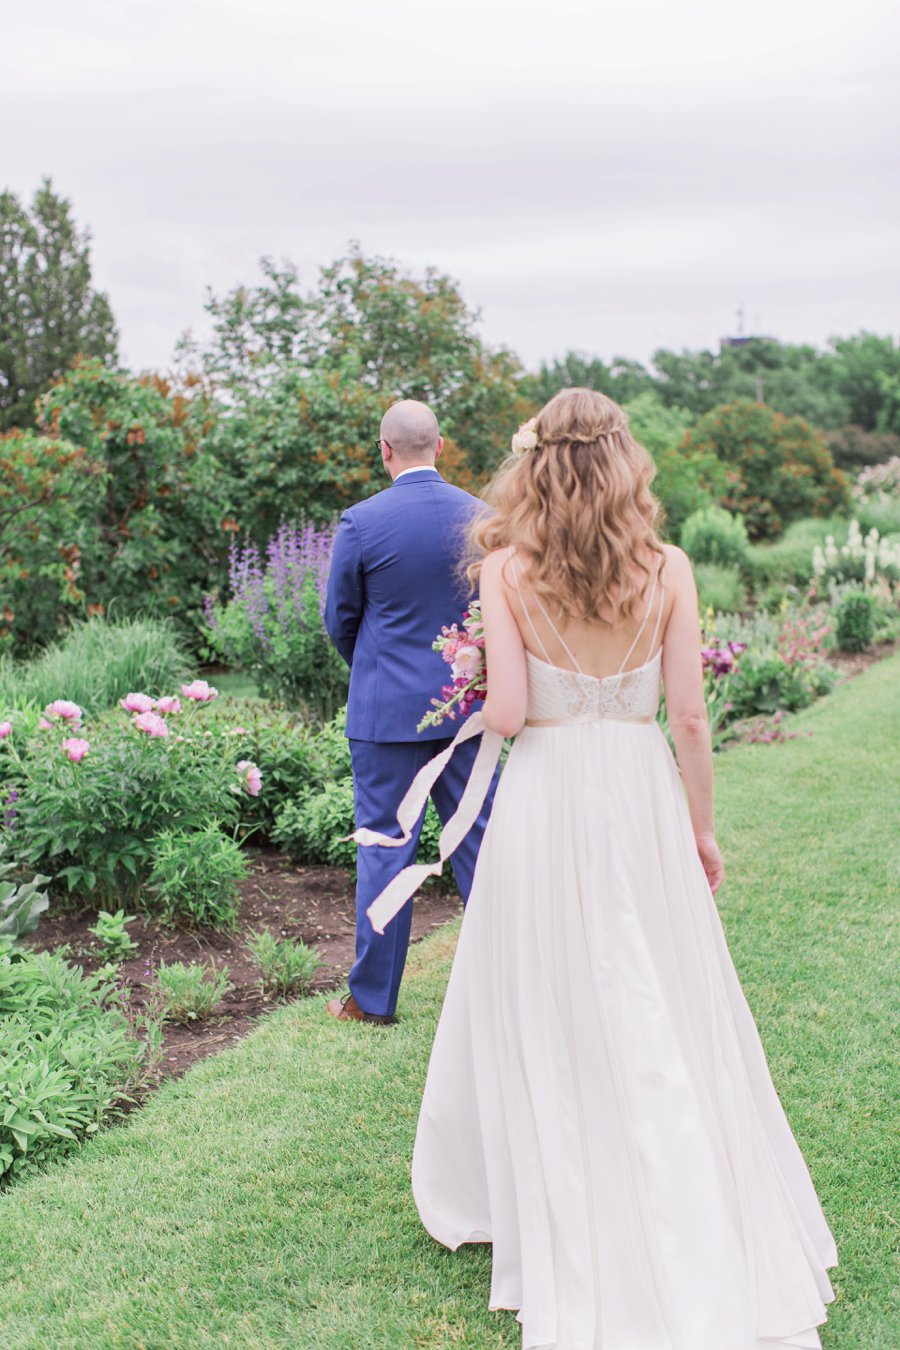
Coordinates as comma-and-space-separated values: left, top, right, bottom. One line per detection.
0, 721, 12, 740
451, 643, 483, 681
156, 695, 182, 714
46, 699, 83, 726
133, 711, 170, 738
62, 737, 90, 763
182, 679, 218, 702
119, 692, 156, 713
236, 759, 262, 796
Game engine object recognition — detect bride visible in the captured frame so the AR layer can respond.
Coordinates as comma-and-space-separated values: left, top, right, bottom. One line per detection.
407, 389, 837, 1349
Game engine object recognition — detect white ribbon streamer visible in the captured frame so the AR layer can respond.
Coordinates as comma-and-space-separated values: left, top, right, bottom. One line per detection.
347, 712, 503, 935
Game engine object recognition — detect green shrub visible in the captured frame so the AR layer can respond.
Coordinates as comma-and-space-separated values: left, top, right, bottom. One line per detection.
88, 909, 138, 960
0, 855, 50, 948
727, 652, 819, 718
272, 776, 442, 872
681, 506, 750, 568
835, 592, 876, 653
0, 617, 191, 717
11, 709, 240, 906
693, 563, 747, 614
148, 824, 247, 929
0, 948, 149, 1184
246, 930, 321, 998
157, 959, 232, 1023
744, 540, 817, 593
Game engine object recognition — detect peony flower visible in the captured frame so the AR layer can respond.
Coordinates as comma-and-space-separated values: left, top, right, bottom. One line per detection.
511, 418, 539, 456
46, 699, 83, 726
181, 679, 218, 702
62, 737, 90, 763
450, 644, 484, 681
236, 759, 262, 797
119, 692, 156, 714
133, 711, 170, 738
39, 717, 53, 731
156, 695, 182, 715
0, 721, 12, 740
229, 725, 248, 736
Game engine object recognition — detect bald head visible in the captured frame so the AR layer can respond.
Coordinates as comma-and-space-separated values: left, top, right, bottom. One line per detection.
381, 400, 440, 463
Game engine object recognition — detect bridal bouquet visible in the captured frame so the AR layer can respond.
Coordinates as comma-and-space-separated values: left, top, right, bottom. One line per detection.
417, 601, 488, 732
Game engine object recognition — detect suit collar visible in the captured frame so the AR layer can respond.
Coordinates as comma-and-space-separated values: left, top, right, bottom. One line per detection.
392, 468, 442, 487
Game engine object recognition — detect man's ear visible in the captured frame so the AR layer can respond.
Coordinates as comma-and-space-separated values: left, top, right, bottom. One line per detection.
435, 436, 444, 461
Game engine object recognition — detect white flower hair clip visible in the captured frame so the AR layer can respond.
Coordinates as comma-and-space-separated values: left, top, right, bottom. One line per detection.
511, 418, 539, 456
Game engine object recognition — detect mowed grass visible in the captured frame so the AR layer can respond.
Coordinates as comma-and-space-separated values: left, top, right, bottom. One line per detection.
1, 657, 897, 1349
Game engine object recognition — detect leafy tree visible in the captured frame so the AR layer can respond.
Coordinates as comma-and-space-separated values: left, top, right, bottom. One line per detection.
681, 401, 850, 540
528, 351, 654, 407
38, 360, 233, 637
0, 429, 104, 652
0, 178, 118, 432
624, 392, 727, 540
823, 333, 900, 432
181, 245, 531, 485
824, 424, 900, 475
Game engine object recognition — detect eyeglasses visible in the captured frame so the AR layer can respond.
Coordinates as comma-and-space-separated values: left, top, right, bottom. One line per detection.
374, 438, 391, 454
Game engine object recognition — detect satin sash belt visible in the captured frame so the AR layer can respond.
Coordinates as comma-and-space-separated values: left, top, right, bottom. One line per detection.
525, 712, 656, 727
349, 712, 503, 935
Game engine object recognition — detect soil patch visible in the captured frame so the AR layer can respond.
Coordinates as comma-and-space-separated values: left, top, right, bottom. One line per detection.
24, 848, 461, 1083
827, 638, 898, 681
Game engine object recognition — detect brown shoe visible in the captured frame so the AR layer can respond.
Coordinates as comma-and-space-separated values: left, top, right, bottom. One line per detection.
326, 993, 397, 1026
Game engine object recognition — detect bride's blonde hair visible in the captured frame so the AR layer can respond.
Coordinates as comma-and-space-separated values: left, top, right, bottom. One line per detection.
467, 387, 665, 623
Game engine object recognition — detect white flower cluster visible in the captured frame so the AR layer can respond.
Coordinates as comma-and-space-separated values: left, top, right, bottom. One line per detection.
853, 456, 900, 503
511, 418, 539, 456
812, 519, 900, 585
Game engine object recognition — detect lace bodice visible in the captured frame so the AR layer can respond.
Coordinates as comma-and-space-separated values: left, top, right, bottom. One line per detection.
525, 648, 662, 724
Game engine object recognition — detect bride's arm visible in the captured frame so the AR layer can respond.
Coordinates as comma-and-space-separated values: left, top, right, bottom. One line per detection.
479, 549, 528, 738
660, 547, 725, 894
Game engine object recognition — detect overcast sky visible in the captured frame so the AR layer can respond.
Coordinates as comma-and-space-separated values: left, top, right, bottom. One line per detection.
4, 0, 898, 373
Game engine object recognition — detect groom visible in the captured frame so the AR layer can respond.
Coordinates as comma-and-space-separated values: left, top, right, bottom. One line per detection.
324, 400, 497, 1024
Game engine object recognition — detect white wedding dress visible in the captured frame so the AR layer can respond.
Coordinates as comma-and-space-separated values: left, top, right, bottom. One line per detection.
410, 567, 838, 1350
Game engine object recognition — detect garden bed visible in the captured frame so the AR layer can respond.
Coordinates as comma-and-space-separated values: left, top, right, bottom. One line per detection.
22, 848, 461, 1083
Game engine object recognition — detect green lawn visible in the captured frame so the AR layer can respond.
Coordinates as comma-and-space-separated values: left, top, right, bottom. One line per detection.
1, 657, 898, 1349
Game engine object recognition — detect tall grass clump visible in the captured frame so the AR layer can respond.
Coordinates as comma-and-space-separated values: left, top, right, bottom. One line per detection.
0, 617, 191, 716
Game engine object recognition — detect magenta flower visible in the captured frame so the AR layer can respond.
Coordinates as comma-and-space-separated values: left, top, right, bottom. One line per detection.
182, 680, 218, 703
156, 695, 182, 715
229, 725, 248, 736
119, 692, 156, 713
236, 759, 262, 797
0, 721, 12, 740
46, 699, 83, 726
133, 711, 170, 738
62, 737, 90, 763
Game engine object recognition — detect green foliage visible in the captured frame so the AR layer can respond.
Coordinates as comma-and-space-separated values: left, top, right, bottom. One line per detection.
0, 946, 147, 1184
824, 425, 900, 475
693, 563, 747, 614
835, 592, 877, 653
0, 178, 118, 434
88, 909, 138, 960
682, 401, 850, 540
0, 855, 50, 948
727, 651, 824, 719
156, 959, 232, 1023
0, 616, 191, 716
272, 775, 442, 872
11, 712, 239, 906
528, 351, 654, 407
39, 360, 233, 641
623, 391, 727, 539
0, 429, 105, 653
147, 824, 247, 929
245, 929, 321, 998
681, 506, 750, 568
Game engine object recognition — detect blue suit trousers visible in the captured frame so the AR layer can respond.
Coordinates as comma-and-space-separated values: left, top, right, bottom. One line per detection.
348, 734, 497, 1017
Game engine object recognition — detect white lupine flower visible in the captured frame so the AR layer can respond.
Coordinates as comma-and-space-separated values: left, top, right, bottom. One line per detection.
824, 536, 838, 566
812, 545, 826, 577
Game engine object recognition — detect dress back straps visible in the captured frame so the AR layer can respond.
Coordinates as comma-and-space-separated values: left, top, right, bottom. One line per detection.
510, 552, 584, 673
615, 561, 666, 675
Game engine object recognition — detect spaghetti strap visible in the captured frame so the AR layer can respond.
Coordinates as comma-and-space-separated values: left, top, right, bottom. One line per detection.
645, 563, 667, 662
616, 566, 659, 675
510, 553, 555, 666
511, 553, 584, 673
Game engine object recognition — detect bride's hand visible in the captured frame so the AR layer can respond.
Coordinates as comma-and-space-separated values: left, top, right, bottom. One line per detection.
695, 832, 724, 894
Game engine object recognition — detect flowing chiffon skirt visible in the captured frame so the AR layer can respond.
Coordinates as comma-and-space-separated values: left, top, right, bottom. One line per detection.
412, 721, 837, 1350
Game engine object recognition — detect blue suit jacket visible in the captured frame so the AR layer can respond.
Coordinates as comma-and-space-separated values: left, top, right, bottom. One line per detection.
325, 469, 484, 742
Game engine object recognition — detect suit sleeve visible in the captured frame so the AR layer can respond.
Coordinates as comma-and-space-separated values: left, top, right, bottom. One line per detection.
325, 512, 365, 666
